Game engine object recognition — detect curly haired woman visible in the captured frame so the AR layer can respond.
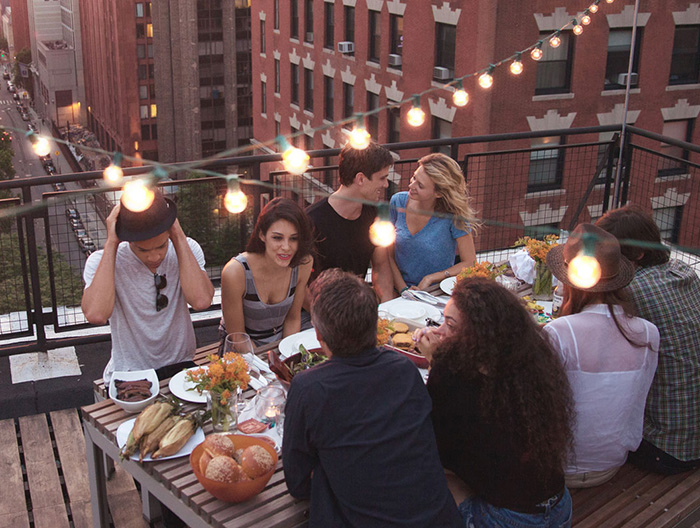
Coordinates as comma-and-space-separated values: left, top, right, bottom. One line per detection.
417, 277, 574, 527
389, 153, 477, 292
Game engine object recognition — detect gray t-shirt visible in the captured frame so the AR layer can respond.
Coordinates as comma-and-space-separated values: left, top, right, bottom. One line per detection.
83, 238, 206, 382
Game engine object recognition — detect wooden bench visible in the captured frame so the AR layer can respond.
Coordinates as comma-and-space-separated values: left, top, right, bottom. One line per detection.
571, 463, 700, 527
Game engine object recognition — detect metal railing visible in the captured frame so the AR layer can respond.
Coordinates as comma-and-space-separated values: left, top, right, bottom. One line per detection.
1, 125, 699, 357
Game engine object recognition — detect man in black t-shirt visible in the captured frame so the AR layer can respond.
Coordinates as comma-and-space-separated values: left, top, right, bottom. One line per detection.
306, 141, 394, 302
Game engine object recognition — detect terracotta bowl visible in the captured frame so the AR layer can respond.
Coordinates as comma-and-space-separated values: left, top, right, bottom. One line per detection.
190, 434, 278, 503
268, 348, 326, 391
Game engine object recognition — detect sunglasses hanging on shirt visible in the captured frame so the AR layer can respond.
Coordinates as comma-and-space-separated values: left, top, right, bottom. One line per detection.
154, 273, 169, 312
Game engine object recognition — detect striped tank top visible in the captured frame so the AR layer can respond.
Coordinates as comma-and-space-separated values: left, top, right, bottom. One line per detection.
219, 254, 299, 347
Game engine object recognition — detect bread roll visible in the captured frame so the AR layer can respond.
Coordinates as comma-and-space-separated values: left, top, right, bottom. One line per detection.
391, 333, 413, 350
392, 322, 409, 334
240, 445, 275, 479
202, 434, 236, 459
199, 452, 212, 474
204, 455, 249, 483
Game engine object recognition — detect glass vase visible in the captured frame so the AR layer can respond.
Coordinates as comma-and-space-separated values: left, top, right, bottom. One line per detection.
206, 390, 238, 433
532, 261, 553, 300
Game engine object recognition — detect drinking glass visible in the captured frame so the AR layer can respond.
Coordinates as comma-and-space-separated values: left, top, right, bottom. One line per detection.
254, 385, 286, 428
225, 333, 255, 414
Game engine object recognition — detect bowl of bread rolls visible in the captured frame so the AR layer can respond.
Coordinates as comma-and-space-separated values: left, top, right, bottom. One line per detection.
190, 434, 278, 502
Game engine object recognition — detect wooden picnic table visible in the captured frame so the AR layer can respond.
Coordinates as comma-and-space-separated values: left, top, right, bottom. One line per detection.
81, 341, 310, 528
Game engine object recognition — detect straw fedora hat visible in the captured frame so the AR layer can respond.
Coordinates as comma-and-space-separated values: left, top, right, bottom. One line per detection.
115, 192, 177, 242
546, 223, 634, 292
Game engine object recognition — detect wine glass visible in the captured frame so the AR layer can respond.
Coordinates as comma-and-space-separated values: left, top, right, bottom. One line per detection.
225, 333, 255, 414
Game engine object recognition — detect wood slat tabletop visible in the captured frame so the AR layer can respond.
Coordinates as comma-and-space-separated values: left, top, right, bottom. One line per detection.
82, 341, 309, 528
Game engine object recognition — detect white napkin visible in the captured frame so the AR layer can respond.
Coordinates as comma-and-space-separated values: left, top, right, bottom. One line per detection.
509, 249, 536, 285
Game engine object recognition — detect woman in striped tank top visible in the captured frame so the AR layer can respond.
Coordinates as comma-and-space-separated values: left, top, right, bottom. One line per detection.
219, 198, 314, 347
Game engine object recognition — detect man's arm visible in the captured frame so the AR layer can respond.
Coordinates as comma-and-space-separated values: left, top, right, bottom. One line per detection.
371, 246, 395, 302
81, 205, 120, 325
282, 383, 316, 499
169, 219, 214, 311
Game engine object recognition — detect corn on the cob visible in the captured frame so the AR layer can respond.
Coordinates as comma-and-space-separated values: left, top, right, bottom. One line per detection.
151, 415, 196, 459
120, 401, 175, 458
139, 415, 180, 461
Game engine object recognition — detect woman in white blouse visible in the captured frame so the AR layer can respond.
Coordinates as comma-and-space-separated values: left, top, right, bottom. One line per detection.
544, 224, 659, 488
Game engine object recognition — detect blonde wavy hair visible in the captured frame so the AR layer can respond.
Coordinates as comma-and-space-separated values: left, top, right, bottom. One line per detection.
418, 153, 479, 233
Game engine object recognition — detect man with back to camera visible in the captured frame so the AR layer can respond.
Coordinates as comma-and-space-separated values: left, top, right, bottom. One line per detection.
596, 204, 700, 474
306, 141, 395, 302
82, 191, 214, 382
282, 269, 463, 528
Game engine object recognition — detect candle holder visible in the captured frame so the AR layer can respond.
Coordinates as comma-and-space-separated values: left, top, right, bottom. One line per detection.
254, 386, 286, 427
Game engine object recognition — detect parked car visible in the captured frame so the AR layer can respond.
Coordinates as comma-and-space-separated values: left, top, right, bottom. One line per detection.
27, 123, 37, 133
2, 72, 9, 80
69, 218, 84, 231
66, 208, 80, 220
8, 83, 15, 93
79, 237, 96, 254
53, 182, 66, 191
43, 160, 56, 174
12, 92, 19, 101
21, 112, 30, 121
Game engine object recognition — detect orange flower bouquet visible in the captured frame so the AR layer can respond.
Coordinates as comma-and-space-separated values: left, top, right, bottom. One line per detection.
456, 261, 507, 282
185, 353, 250, 432
513, 235, 560, 298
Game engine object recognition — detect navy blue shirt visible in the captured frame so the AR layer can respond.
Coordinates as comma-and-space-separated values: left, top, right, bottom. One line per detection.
282, 347, 462, 528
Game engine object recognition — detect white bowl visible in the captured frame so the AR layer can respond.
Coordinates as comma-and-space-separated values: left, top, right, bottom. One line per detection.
109, 369, 160, 413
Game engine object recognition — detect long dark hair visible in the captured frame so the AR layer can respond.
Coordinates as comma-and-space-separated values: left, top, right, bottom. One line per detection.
246, 198, 314, 267
435, 277, 573, 475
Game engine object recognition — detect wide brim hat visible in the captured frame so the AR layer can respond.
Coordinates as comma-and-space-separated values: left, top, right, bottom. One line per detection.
115, 192, 177, 242
546, 223, 635, 293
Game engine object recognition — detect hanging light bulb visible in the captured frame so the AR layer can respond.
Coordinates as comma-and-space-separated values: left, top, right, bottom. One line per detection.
581, 14, 591, 25
530, 42, 544, 61
549, 33, 561, 48
605, 0, 614, 3
573, 19, 583, 35
510, 53, 524, 75
407, 95, 426, 127
368, 205, 395, 247
224, 175, 247, 214
103, 152, 124, 184
478, 66, 494, 89
567, 232, 602, 289
121, 179, 155, 212
348, 115, 371, 149
452, 80, 469, 107
588, 3, 599, 13
277, 136, 310, 175
27, 132, 51, 157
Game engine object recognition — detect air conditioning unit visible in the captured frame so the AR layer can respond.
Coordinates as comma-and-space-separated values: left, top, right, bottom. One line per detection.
305, 32, 314, 43
388, 54, 402, 67
433, 66, 452, 80
338, 41, 354, 54
617, 72, 639, 87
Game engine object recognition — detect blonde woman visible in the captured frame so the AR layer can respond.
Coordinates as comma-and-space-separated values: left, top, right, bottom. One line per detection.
389, 153, 478, 292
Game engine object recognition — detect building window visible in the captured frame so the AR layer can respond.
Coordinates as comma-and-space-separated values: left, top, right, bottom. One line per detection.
291, 63, 299, 105
431, 117, 452, 155
260, 19, 266, 54
291, 0, 299, 40
150, 104, 157, 118
343, 83, 354, 125
535, 32, 574, 95
138, 64, 147, 80
304, 68, 314, 112
305, 0, 314, 43
390, 14, 403, 56
135, 3, 144, 18
367, 92, 379, 139
136, 24, 145, 39
291, 126, 300, 147
670, 26, 700, 85
344, 6, 355, 43
275, 120, 281, 138
139, 85, 148, 99
605, 29, 641, 90
148, 44, 154, 58
140, 105, 149, 118
274, 0, 279, 30
147, 23, 153, 38
137, 45, 146, 59
141, 124, 151, 140
368, 10, 380, 63
388, 105, 400, 143
435, 23, 456, 77
658, 119, 693, 176
324, 2, 334, 49
528, 136, 565, 191
324, 76, 334, 121
305, 134, 314, 152
653, 206, 683, 243
261, 80, 267, 114
274, 59, 280, 93
151, 124, 157, 140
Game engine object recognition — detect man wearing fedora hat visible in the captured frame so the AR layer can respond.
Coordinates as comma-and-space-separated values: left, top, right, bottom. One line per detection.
544, 223, 659, 488
82, 192, 214, 382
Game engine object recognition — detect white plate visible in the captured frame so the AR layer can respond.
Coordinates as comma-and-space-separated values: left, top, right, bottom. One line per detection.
380, 299, 442, 323
116, 417, 205, 462
278, 328, 320, 359
440, 276, 457, 295
169, 367, 208, 404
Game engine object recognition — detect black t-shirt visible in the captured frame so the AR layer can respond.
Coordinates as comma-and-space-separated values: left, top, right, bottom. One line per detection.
427, 359, 564, 512
306, 197, 376, 277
